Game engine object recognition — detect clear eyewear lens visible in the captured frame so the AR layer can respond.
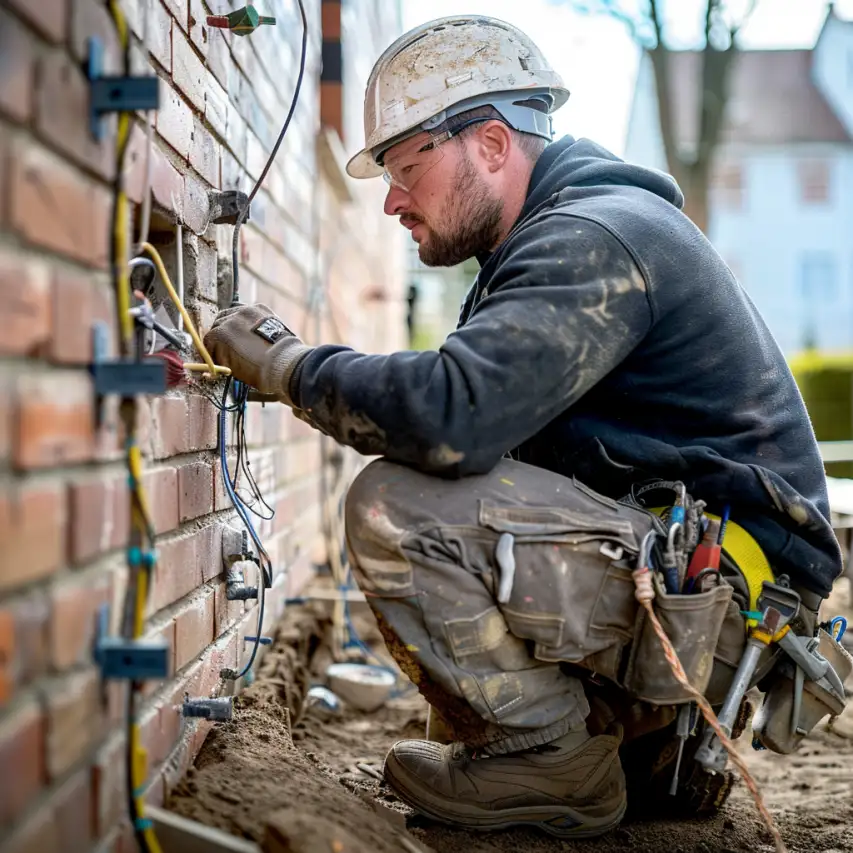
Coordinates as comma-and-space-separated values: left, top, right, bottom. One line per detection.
381, 132, 451, 193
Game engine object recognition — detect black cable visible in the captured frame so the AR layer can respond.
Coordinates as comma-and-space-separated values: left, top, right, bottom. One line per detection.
230, 0, 308, 306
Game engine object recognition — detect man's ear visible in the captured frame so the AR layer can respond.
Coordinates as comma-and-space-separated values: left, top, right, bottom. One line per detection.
476, 120, 512, 173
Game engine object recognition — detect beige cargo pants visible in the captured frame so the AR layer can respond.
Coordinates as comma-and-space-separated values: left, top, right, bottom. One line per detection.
344, 457, 745, 757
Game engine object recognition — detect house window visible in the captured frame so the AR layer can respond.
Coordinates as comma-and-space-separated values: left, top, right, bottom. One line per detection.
798, 159, 831, 204
711, 162, 744, 209
799, 252, 837, 301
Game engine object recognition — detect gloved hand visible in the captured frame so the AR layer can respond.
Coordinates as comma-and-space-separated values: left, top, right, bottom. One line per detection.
203, 303, 312, 405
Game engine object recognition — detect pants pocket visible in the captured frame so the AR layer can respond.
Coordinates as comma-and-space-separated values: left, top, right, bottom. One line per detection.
624, 579, 733, 704
477, 498, 654, 684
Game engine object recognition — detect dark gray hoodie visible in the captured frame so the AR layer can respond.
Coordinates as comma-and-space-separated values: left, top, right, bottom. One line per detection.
292, 135, 842, 596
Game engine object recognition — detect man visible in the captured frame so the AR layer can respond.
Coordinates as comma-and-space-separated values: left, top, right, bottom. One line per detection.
204, 16, 843, 839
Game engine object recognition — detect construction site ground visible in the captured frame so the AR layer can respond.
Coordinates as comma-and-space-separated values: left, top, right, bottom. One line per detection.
167, 578, 853, 853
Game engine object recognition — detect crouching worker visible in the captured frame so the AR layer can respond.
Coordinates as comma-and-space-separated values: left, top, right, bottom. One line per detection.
203, 16, 847, 839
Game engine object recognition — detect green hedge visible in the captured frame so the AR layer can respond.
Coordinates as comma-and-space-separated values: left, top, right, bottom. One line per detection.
789, 350, 853, 479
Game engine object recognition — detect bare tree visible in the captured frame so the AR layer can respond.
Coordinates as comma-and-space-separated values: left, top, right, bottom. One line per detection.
554, 0, 757, 233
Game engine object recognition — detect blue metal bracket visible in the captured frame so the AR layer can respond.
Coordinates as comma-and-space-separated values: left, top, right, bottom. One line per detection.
93, 604, 170, 681
86, 36, 160, 141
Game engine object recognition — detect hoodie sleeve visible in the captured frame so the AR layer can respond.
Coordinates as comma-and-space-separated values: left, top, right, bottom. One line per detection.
291, 214, 653, 476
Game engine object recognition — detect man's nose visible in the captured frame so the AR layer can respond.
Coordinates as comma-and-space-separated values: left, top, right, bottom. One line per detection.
384, 184, 411, 217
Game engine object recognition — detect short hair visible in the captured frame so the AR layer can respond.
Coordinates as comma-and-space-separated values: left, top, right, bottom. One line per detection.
443, 103, 550, 163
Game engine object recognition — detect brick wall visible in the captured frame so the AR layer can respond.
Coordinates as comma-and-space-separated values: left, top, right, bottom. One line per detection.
0, 1, 405, 851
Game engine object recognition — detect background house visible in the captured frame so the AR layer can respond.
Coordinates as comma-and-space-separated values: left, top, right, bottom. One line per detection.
624, 8, 853, 356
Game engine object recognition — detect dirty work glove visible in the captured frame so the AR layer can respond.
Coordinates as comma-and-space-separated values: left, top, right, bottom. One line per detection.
203, 303, 312, 404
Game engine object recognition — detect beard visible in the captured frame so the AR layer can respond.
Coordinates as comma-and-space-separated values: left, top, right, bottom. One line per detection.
415, 152, 504, 267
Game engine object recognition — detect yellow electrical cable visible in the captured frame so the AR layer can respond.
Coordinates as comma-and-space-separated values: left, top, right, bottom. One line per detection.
107, 3, 163, 852
138, 242, 228, 377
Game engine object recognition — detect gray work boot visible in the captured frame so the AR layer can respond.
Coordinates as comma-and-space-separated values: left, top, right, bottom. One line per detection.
383, 724, 627, 838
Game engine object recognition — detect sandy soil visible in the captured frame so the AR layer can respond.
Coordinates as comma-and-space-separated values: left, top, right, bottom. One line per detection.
168, 582, 853, 853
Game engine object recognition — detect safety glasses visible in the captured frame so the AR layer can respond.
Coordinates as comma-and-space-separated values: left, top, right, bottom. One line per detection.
381, 117, 492, 193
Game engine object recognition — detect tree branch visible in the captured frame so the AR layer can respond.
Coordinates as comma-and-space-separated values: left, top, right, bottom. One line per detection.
647, 0, 684, 180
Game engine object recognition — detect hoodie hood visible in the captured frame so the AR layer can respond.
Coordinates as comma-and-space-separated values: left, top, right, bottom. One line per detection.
521, 135, 684, 220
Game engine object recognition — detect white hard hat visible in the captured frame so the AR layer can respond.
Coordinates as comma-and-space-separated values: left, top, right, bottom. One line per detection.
346, 15, 570, 180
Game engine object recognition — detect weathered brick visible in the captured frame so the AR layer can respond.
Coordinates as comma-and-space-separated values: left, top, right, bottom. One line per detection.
0, 481, 67, 593
0, 248, 52, 357
44, 669, 103, 780
0, 698, 45, 826
183, 170, 210, 233
157, 87, 193, 159
14, 371, 95, 470
50, 267, 113, 364
173, 26, 206, 113
142, 466, 180, 534
214, 580, 244, 635
188, 0, 209, 57
151, 145, 185, 216
151, 394, 189, 459
163, 0, 189, 30
68, 473, 129, 564
190, 116, 220, 186
36, 47, 114, 179
206, 29, 230, 90
49, 570, 111, 670
188, 393, 218, 450
7, 0, 68, 42
127, 0, 172, 72
0, 10, 35, 123
177, 458, 214, 521
9, 139, 109, 268
70, 0, 121, 70
52, 767, 93, 852
173, 586, 215, 670
205, 76, 229, 141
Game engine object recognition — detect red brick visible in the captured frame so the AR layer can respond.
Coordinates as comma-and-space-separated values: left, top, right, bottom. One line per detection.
157, 87, 193, 158
142, 466, 179, 534
173, 26, 206, 113
149, 531, 202, 612
49, 571, 111, 670
9, 139, 109, 268
7, 0, 67, 42
3, 805, 59, 853
0, 132, 7, 229
0, 10, 35, 122
68, 473, 130, 564
50, 267, 114, 364
125, 120, 151, 206
0, 592, 50, 703
151, 395, 189, 459
0, 699, 45, 826
0, 248, 52, 357
183, 170, 210, 233
13, 371, 94, 470
177, 458, 214, 521
0, 481, 67, 594
91, 736, 125, 837
214, 581, 244, 635
174, 587, 214, 670
36, 47, 114, 179
44, 669, 103, 780
53, 767, 93, 852
188, 0, 209, 57
151, 145, 185, 216
188, 394, 218, 451
190, 116, 220, 186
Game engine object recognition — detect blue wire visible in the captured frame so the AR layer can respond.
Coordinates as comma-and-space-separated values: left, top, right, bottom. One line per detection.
219, 396, 267, 680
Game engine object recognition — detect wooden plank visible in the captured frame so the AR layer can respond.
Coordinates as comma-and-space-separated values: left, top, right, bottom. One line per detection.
147, 806, 261, 853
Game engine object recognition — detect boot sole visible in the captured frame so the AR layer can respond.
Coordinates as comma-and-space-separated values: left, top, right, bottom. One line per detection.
384, 757, 627, 839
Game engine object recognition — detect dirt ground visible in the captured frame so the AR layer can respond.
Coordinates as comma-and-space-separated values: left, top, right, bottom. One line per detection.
168, 580, 853, 853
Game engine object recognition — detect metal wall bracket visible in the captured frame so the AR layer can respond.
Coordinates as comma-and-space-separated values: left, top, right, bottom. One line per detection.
93, 605, 170, 681
85, 36, 160, 141
208, 190, 251, 225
